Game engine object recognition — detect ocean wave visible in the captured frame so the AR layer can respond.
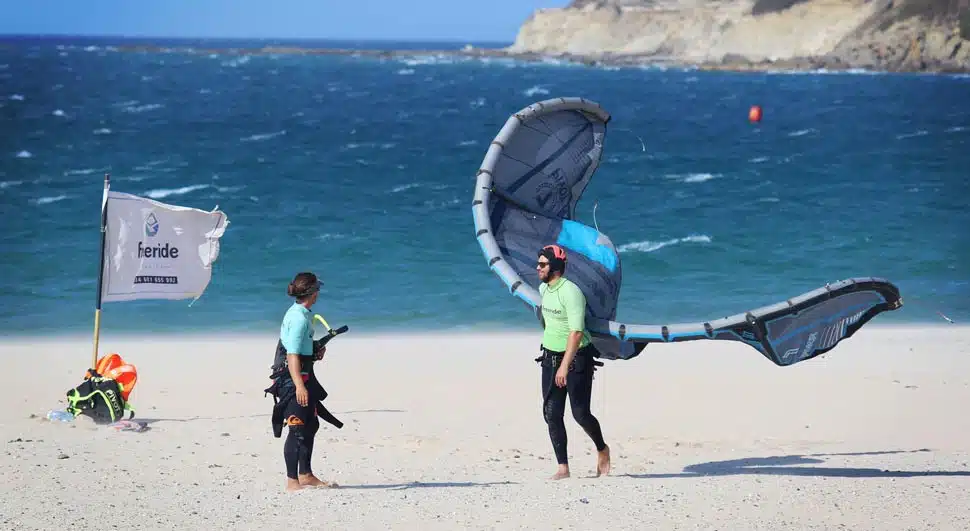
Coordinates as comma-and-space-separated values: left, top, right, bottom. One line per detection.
618, 234, 712, 253
64, 168, 108, 176
34, 195, 69, 205
143, 184, 209, 199
240, 130, 286, 142
896, 130, 929, 140
120, 102, 164, 113
666, 173, 720, 184
523, 85, 549, 97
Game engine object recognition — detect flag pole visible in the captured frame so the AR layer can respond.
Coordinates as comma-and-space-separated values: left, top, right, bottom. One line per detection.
92, 173, 110, 370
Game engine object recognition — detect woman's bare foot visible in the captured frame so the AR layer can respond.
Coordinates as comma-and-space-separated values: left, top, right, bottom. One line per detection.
596, 445, 611, 477
550, 464, 570, 480
299, 474, 338, 488
285, 478, 305, 492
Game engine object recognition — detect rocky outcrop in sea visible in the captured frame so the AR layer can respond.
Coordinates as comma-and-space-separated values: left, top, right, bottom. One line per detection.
507, 0, 970, 72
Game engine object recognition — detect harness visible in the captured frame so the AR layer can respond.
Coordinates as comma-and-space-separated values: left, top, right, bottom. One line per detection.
264, 338, 343, 435
534, 344, 603, 371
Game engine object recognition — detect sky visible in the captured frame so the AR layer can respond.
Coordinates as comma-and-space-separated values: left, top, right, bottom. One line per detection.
0, 0, 570, 43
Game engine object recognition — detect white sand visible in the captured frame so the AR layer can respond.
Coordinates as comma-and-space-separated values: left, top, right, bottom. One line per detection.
2, 325, 969, 530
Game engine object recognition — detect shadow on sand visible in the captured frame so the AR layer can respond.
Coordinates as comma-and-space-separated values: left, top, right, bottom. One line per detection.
137, 409, 406, 425
335, 480, 518, 491
136, 414, 269, 425
622, 449, 970, 479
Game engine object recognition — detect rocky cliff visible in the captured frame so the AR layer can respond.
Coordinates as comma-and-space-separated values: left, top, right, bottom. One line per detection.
507, 0, 970, 72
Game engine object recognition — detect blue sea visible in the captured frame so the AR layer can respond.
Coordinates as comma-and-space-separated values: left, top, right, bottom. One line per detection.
1, 36, 968, 337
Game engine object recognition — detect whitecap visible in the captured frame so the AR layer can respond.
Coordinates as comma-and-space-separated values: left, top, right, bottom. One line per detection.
524, 85, 549, 97
896, 130, 928, 140
124, 103, 163, 114
143, 184, 209, 199
240, 130, 286, 142
391, 183, 421, 193
617, 234, 712, 253
34, 195, 69, 205
64, 168, 107, 176
666, 173, 719, 184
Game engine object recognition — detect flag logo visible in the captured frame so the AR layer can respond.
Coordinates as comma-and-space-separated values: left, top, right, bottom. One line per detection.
144, 213, 159, 237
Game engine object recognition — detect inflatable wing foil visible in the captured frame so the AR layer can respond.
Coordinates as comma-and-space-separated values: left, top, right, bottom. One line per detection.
471, 97, 903, 366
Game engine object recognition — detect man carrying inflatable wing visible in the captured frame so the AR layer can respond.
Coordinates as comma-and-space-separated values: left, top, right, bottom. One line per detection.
535, 244, 611, 479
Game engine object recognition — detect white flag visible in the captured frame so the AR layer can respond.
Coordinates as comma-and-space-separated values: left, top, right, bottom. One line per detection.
100, 191, 229, 303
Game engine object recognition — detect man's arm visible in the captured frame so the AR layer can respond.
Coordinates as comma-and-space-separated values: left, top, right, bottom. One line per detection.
561, 330, 584, 369
559, 283, 588, 370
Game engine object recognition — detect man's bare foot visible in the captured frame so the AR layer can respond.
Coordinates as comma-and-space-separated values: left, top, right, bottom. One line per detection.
285, 478, 305, 492
596, 444, 611, 477
550, 465, 570, 480
299, 474, 338, 488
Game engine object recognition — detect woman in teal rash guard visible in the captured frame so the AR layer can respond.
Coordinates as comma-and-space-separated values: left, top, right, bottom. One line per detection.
277, 271, 335, 491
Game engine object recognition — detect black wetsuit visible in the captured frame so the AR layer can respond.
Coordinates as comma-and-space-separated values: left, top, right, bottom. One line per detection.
538, 343, 606, 465
265, 340, 343, 480
279, 369, 321, 480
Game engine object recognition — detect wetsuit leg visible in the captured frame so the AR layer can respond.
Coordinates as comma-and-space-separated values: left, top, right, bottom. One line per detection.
301, 412, 320, 475
281, 391, 316, 480
566, 352, 606, 452
541, 356, 570, 465
283, 428, 300, 479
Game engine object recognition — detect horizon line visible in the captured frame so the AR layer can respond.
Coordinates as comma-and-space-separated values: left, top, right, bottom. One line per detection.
0, 32, 515, 46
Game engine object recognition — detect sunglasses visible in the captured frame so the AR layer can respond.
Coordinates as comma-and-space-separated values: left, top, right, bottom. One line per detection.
536, 261, 550, 268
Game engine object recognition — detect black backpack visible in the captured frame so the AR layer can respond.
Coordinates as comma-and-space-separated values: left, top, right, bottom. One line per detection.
66, 374, 134, 424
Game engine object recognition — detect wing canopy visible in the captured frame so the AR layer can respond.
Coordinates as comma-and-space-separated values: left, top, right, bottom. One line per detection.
473, 97, 903, 365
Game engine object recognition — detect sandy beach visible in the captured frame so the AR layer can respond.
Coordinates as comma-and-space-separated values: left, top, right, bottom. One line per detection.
2, 324, 969, 530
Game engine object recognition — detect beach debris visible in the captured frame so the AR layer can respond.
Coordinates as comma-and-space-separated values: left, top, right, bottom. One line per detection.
46, 409, 75, 423
57, 453, 69, 459
108, 419, 148, 432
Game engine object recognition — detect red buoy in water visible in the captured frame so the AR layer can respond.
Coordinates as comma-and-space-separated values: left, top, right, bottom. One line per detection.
749, 105, 763, 123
